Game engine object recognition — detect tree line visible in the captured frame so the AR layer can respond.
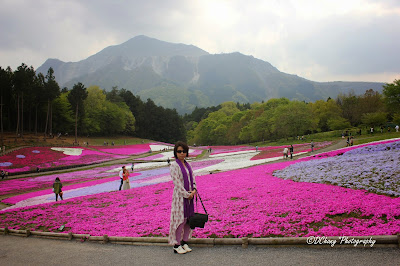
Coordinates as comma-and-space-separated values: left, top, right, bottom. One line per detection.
186, 80, 400, 145
1, 63, 399, 146
0, 63, 185, 144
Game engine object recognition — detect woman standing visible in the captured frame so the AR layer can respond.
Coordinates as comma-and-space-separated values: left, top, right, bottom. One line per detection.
122, 167, 131, 190
53, 177, 63, 201
169, 141, 197, 254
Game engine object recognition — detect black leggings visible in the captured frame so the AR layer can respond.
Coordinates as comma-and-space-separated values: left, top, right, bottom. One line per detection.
56, 193, 63, 201
119, 178, 123, 190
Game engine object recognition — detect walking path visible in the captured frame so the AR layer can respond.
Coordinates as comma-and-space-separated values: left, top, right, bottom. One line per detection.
0, 234, 399, 266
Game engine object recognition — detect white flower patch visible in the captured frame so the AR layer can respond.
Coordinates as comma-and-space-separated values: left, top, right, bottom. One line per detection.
195, 150, 308, 175
196, 153, 257, 174
147, 147, 200, 161
209, 150, 258, 158
51, 147, 83, 156
150, 144, 172, 152
133, 161, 167, 169
154, 151, 175, 160
197, 152, 262, 174
137, 176, 172, 186
105, 166, 128, 173
107, 162, 169, 172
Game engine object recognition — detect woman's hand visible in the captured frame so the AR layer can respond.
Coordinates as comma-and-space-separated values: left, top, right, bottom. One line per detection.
188, 190, 196, 200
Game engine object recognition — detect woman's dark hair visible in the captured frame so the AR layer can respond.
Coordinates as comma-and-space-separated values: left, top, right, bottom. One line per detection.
173, 141, 189, 159
55, 177, 60, 181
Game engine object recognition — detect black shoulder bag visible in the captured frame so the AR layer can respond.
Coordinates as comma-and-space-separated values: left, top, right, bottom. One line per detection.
188, 191, 209, 229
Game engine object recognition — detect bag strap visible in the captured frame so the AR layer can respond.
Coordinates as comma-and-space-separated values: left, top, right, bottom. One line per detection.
195, 190, 208, 215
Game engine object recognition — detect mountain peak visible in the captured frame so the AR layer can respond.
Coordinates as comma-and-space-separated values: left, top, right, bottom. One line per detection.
37, 36, 384, 115
36, 58, 65, 75
128, 35, 154, 41
115, 35, 208, 57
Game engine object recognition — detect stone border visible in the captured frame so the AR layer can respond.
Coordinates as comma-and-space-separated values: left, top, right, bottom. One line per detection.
1, 228, 398, 248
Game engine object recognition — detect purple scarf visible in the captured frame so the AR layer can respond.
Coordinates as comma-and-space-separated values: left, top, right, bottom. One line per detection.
176, 158, 194, 218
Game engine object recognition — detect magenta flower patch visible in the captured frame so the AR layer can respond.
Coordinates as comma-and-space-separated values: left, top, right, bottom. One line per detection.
1, 160, 400, 238
137, 154, 164, 161
0, 164, 127, 197
1, 139, 399, 238
188, 148, 203, 157
2, 173, 140, 205
208, 145, 253, 155
96, 144, 151, 155
251, 142, 332, 160
0, 146, 127, 173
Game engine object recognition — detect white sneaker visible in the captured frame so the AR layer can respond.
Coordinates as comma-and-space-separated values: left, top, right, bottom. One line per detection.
182, 244, 192, 252
173, 245, 187, 254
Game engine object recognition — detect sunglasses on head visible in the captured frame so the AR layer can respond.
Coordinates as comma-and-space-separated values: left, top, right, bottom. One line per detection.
176, 150, 187, 154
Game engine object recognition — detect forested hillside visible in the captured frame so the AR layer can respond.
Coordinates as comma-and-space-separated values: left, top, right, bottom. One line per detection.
186, 84, 400, 145
1, 62, 399, 146
0, 64, 185, 144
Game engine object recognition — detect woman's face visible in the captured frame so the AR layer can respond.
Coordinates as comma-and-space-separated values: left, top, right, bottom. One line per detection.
176, 146, 187, 161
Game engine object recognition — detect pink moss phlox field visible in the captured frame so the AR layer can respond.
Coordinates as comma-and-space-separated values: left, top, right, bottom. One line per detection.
0, 147, 67, 172
0, 164, 127, 197
188, 148, 203, 157
58, 149, 126, 162
95, 144, 151, 155
0, 177, 51, 197
3, 174, 139, 205
251, 142, 332, 160
134, 159, 224, 184
191, 159, 225, 170
0, 147, 127, 173
136, 154, 164, 161
1, 159, 225, 206
135, 146, 202, 160
1, 141, 400, 238
208, 145, 254, 155
0, 184, 172, 237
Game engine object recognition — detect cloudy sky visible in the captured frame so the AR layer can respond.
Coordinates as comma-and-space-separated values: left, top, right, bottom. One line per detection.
1, 0, 399, 83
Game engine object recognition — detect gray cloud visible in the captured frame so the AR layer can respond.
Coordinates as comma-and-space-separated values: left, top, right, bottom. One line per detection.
0, 0, 399, 83
287, 14, 400, 74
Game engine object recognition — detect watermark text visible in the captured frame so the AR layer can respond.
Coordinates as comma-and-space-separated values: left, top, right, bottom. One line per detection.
306, 236, 376, 247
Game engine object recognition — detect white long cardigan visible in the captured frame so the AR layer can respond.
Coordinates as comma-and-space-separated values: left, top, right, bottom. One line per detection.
168, 161, 197, 245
